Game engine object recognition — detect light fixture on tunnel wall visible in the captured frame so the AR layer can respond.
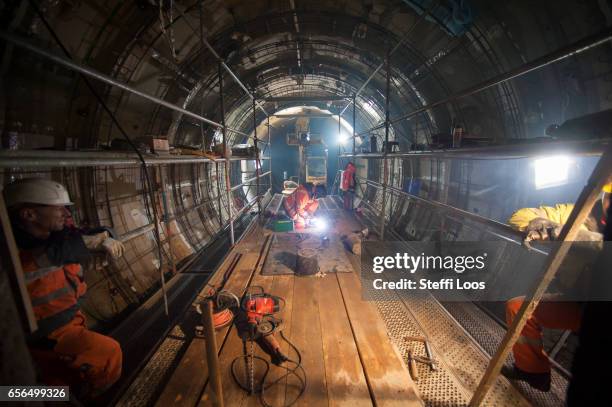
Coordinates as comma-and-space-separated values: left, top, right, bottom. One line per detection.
533, 155, 572, 189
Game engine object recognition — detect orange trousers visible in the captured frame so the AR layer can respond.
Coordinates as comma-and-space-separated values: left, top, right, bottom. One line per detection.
506, 296, 582, 373
35, 313, 122, 394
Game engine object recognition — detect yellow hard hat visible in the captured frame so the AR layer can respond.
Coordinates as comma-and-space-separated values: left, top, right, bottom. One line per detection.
604, 183, 612, 194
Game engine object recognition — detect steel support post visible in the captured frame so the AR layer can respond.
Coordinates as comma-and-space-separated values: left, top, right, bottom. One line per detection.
352, 95, 356, 157
379, 47, 391, 239
253, 96, 261, 215
268, 116, 272, 193
219, 62, 234, 245
338, 113, 342, 178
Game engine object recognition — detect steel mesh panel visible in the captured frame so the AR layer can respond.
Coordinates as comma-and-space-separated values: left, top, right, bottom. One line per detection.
117, 325, 188, 407
441, 301, 568, 406
363, 278, 530, 406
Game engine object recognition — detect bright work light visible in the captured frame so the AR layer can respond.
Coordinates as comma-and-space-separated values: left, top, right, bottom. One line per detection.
534, 156, 570, 189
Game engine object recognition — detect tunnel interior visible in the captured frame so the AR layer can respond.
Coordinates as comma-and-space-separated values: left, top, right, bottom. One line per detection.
1, 1, 612, 406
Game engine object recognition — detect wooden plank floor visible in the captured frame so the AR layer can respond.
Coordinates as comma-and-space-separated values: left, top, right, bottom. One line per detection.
158, 208, 423, 407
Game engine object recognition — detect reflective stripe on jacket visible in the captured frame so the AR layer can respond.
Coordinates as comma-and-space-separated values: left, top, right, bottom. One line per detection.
20, 249, 87, 337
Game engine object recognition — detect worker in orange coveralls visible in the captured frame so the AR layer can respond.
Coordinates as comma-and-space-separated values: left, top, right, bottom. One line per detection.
283, 183, 319, 228
341, 162, 356, 210
3, 178, 124, 398
502, 182, 611, 392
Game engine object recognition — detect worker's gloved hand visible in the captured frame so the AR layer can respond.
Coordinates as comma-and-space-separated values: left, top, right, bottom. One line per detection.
525, 217, 561, 241
102, 238, 125, 259
82, 231, 109, 250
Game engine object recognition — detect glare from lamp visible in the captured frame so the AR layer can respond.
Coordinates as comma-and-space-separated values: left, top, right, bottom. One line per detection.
534, 156, 571, 189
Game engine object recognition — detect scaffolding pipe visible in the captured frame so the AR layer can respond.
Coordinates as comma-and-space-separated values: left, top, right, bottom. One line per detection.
352, 95, 356, 156
0, 32, 250, 137
353, 26, 612, 137
379, 47, 391, 238
253, 96, 261, 214
218, 62, 235, 245
268, 116, 272, 193
263, 96, 350, 102
338, 138, 610, 160
231, 189, 271, 221
0, 154, 270, 168
231, 172, 271, 192
353, 174, 545, 250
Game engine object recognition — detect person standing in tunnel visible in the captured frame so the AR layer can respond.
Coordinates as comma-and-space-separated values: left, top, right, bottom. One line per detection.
502, 183, 611, 392
3, 178, 125, 398
341, 161, 356, 210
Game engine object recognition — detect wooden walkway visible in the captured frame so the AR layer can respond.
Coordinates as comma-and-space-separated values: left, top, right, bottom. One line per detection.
155, 209, 423, 407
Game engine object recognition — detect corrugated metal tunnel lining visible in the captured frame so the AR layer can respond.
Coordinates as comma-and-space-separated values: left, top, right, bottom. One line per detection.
1, 0, 612, 406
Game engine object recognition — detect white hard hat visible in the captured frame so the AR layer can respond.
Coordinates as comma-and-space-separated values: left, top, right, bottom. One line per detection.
3, 178, 74, 208
282, 180, 299, 195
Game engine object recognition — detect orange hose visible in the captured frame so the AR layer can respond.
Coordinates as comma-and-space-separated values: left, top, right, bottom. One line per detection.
212, 308, 234, 329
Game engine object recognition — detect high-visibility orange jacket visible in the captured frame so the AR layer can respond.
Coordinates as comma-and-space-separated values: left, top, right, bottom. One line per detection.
283, 185, 318, 220
15, 227, 122, 394
20, 248, 87, 338
341, 162, 356, 191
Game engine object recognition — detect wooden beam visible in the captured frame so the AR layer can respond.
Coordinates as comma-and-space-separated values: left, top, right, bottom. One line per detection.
469, 145, 612, 406
336, 272, 423, 406
318, 274, 371, 405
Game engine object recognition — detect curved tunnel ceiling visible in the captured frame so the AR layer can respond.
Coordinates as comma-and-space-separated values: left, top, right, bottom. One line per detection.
3, 1, 611, 148
0, 0, 612, 400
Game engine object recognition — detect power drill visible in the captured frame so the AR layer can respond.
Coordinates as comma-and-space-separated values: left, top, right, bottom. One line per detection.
240, 289, 288, 365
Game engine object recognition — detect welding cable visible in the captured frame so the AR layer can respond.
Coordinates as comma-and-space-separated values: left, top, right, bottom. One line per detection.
27, 0, 171, 314
230, 330, 307, 407
212, 308, 234, 329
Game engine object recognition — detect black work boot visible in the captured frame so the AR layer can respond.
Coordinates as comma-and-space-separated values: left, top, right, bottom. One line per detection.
501, 365, 551, 392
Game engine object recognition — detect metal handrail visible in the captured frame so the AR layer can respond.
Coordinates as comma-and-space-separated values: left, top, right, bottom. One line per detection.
353, 174, 547, 254
339, 138, 610, 160
0, 150, 270, 168
231, 188, 271, 221
231, 171, 272, 192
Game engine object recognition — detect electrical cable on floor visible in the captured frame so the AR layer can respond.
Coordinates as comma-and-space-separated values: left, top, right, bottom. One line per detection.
230, 330, 307, 407
27, 0, 171, 316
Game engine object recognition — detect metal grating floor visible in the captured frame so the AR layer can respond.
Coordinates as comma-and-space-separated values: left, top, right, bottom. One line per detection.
439, 301, 568, 406
362, 275, 530, 407
117, 324, 190, 407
